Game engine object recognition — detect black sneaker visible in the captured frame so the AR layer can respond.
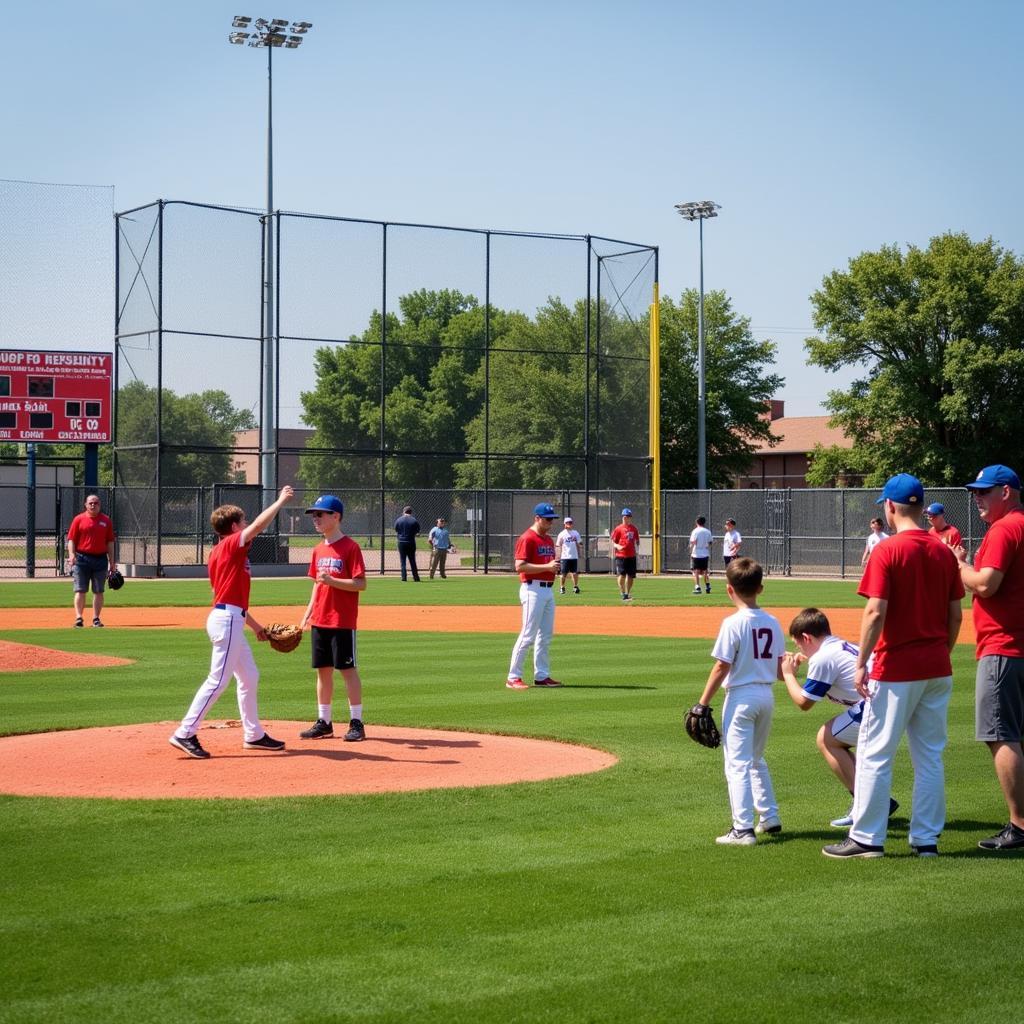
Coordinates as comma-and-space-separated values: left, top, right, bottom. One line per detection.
169, 733, 210, 759
911, 844, 939, 857
705, 585, 711, 594
822, 837, 884, 859
92, 618, 104, 628
74, 618, 84, 628
299, 719, 333, 739
573, 586, 580, 594
244, 733, 285, 751
344, 718, 365, 742
978, 823, 1024, 851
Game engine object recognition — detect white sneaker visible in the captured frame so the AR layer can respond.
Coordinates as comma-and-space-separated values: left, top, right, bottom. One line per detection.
716, 828, 756, 846
755, 818, 782, 835
830, 808, 854, 828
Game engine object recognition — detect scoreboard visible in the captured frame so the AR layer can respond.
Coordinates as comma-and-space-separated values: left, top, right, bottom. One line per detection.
0, 349, 113, 444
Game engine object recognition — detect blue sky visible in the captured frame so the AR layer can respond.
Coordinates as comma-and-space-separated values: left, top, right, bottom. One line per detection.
4, 0, 1023, 415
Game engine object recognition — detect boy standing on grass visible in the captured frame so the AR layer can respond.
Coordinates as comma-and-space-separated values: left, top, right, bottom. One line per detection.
693, 557, 785, 845
780, 608, 898, 828
169, 485, 294, 760
298, 495, 368, 742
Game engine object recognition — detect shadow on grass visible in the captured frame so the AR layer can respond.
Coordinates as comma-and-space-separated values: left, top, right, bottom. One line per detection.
563, 684, 659, 691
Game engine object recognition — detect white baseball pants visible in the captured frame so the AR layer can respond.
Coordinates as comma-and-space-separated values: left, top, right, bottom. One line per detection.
849, 676, 952, 848
508, 582, 555, 681
175, 605, 264, 742
722, 684, 779, 830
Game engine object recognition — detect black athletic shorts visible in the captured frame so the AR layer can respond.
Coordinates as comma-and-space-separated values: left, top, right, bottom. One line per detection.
691, 556, 710, 571
560, 558, 578, 574
311, 626, 357, 670
614, 556, 637, 578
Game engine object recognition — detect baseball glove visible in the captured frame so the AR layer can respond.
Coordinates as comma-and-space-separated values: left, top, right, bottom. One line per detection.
106, 569, 125, 591
264, 623, 302, 653
684, 703, 721, 748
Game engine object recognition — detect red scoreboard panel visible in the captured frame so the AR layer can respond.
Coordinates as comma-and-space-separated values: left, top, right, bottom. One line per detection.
0, 349, 113, 444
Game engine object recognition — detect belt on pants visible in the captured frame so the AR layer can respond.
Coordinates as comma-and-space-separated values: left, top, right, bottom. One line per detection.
214, 603, 246, 615
524, 581, 553, 588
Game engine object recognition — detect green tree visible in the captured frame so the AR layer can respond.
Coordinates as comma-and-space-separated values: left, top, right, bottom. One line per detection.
806, 232, 1024, 485
659, 289, 782, 488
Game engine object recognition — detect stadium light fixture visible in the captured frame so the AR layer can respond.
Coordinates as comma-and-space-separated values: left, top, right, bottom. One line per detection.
228, 15, 313, 502
674, 200, 721, 491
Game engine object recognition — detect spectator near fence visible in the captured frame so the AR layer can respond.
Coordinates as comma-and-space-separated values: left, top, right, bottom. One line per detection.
428, 517, 455, 579
861, 517, 889, 566
394, 506, 421, 582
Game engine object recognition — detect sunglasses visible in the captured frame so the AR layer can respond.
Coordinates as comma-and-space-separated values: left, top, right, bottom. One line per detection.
311, 510, 337, 518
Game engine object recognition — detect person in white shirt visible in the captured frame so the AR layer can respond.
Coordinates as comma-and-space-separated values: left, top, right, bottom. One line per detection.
691, 557, 785, 845
722, 518, 743, 567
689, 516, 714, 595
861, 517, 889, 566
555, 516, 583, 595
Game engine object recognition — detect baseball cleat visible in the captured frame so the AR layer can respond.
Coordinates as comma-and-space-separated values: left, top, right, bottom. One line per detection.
244, 733, 285, 751
573, 586, 580, 594
705, 585, 711, 594
693, 586, 701, 594
716, 828, 757, 846
74, 618, 84, 628
559, 587, 566, 594
755, 819, 782, 835
506, 678, 529, 690
300, 719, 334, 739
911, 845, 939, 857
92, 618, 104, 628
169, 733, 210, 759
344, 718, 365, 742
534, 677, 563, 687
822, 837, 884, 859
978, 822, 1024, 851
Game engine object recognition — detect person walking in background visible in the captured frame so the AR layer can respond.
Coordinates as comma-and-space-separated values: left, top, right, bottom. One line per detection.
394, 505, 421, 582
506, 502, 562, 690
610, 508, 640, 602
861, 517, 889, 566
926, 503, 962, 549
722, 518, 742, 568
66, 494, 117, 628
427, 516, 456, 579
689, 516, 713, 594
556, 516, 583, 594
952, 465, 1024, 851
823, 474, 963, 859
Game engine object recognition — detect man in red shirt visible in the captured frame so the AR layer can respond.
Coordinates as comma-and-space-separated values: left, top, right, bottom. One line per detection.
823, 473, 963, 859
169, 485, 294, 759
506, 502, 562, 689
610, 508, 640, 602
298, 495, 368, 742
66, 494, 117, 628
953, 464, 1024, 851
926, 503, 962, 549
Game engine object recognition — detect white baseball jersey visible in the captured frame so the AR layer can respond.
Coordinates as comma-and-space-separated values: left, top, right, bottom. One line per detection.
711, 606, 784, 688
864, 531, 889, 556
802, 635, 860, 707
556, 529, 581, 560
690, 526, 713, 558
722, 529, 742, 557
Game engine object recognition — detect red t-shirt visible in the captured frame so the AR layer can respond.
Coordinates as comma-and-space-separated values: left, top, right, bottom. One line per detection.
515, 528, 557, 582
858, 529, 964, 682
208, 531, 252, 609
307, 535, 366, 629
971, 508, 1024, 658
611, 523, 639, 558
68, 512, 116, 556
929, 523, 962, 549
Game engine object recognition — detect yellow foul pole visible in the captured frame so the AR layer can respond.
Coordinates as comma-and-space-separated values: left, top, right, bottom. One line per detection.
649, 283, 661, 574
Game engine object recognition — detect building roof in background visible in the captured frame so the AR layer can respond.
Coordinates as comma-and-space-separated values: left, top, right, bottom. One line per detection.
751, 415, 851, 455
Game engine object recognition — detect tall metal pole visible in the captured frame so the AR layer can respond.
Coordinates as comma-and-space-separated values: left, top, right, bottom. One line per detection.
261, 40, 276, 506
697, 216, 706, 491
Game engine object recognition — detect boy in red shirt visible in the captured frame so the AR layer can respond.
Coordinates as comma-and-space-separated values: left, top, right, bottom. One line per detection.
169, 485, 294, 759
298, 495, 368, 741
611, 508, 640, 602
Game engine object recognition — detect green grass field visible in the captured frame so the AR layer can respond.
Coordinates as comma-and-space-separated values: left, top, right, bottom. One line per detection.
0, 583, 1018, 1023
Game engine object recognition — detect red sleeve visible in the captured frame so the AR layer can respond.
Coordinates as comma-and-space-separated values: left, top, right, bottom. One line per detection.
976, 522, 1015, 573
105, 519, 117, 542
348, 541, 366, 579
514, 532, 533, 562
858, 543, 890, 600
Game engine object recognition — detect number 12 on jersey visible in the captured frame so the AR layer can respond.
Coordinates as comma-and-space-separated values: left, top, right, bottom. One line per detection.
752, 627, 774, 659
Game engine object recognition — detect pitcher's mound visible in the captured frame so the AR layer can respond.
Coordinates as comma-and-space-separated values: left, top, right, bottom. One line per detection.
0, 720, 618, 800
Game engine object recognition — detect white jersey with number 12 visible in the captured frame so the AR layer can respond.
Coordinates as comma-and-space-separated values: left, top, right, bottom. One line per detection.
711, 606, 784, 689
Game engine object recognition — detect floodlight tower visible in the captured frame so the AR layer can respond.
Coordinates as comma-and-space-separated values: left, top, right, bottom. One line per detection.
674, 200, 720, 491
229, 16, 313, 502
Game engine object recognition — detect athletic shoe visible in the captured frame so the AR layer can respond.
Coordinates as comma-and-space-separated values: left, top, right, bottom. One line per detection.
755, 818, 782, 835
716, 828, 756, 846
169, 733, 210, 759
621, 592, 628, 601
534, 677, 563, 688
978, 822, 1024, 851
830, 797, 899, 829
344, 718, 365, 742
693, 586, 701, 594
299, 719, 333, 739
705, 585, 711, 594
911, 845, 939, 857
559, 587, 566, 594
573, 586, 580, 594
506, 678, 529, 690
822, 837, 884, 859
74, 618, 84, 628
92, 618, 104, 628
244, 733, 285, 751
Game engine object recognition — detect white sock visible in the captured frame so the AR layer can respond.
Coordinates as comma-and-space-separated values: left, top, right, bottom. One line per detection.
318, 704, 332, 722
349, 703, 363, 721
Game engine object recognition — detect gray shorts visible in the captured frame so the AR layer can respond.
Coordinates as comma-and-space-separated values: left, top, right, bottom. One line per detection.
976, 654, 1024, 742
72, 553, 108, 594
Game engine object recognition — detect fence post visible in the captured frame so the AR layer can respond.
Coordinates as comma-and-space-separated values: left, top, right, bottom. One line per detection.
840, 489, 846, 579
26, 444, 36, 579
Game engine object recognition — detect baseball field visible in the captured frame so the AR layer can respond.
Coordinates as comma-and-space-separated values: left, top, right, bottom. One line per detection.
0, 574, 1019, 1023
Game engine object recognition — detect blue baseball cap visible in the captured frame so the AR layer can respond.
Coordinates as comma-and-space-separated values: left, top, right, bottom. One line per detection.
875, 473, 924, 506
533, 502, 557, 518
305, 495, 344, 515
965, 465, 1022, 491
925, 503, 945, 516
621, 508, 633, 516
